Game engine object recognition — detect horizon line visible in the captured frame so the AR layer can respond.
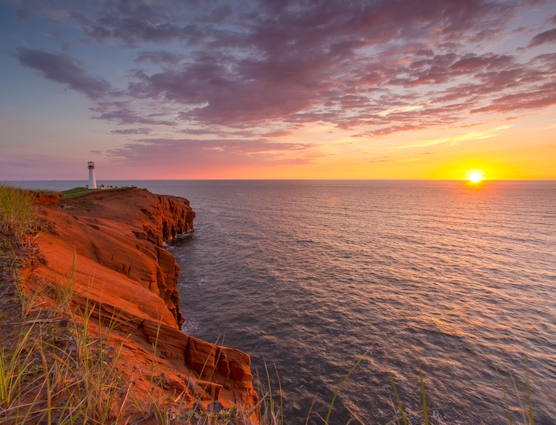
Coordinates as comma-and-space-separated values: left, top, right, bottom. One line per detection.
4, 178, 556, 182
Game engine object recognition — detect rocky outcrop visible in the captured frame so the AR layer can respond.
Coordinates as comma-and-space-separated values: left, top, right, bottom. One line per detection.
25, 187, 258, 418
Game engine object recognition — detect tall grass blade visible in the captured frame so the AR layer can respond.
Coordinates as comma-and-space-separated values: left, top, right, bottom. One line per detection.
493, 365, 513, 425
245, 393, 268, 420
38, 345, 53, 425
203, 332, 225, 393
324, 344, 374, 425
509, 371, 527, 425
304, 392, 319, 425
263, 359, 274, 417
344, 401, 367, 425
387, 372, 408, 425
149, 320, 162, 391
274, 363, 284, 425
416, 352, 429, 425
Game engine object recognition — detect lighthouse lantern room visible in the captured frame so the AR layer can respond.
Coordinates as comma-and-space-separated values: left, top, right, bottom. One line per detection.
88, 161, 97, 189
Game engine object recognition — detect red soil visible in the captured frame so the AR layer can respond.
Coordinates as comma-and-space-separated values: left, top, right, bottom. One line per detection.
24, 187, 259, 420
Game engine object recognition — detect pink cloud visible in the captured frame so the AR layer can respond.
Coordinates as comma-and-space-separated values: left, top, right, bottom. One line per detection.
107, 138, 317, 167
110, 128, 152, 135
471, 81, 556, 114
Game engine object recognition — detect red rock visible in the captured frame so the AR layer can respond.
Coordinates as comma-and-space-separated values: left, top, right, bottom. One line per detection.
22, 187, 259, 419
32, 192, 63, 204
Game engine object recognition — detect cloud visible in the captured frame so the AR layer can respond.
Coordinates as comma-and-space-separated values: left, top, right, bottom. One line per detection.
135, 51, 182, 65
46, 30, 62, 42
107, 138, 316, 167
57, 0, 527, 129
378, 105, 424, 117
10, 0, 556, 139
178, 128, 256, 137
260, 130, 292, 137
528, 28, 556, 48
176, 127, 292, 138
15, 48, 111, 100
91, 102, 176, 126
57, 0, 516, 54
110, 128, 152, 135
395, 125, 512, 149
471, 81, 556, 114
126, 57, 320, 125
354, 124, 427, 138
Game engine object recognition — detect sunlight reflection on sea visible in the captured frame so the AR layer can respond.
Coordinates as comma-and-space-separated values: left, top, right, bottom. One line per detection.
167, 180, 556, 424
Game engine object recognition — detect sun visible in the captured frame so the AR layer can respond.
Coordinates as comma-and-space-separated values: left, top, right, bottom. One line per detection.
467, 171, 484, 183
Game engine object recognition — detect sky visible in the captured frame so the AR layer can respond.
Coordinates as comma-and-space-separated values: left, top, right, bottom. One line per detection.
1, 0, 555, 180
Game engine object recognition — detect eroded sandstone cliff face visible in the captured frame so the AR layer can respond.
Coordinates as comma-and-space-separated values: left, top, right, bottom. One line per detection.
25, 187, 259, 419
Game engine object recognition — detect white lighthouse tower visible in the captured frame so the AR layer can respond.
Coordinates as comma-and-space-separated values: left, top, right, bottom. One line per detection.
88, 161, 97, 189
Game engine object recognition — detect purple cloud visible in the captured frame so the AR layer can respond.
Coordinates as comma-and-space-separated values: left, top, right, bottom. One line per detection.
178, 128, 259, 137
67, 1, 232, 47
15, 48, 111, 100
110, 1, 547, 133
135, 51, 182, 65
471, 81, 556, 114
91, 101, 176, 126
10, 0, 556, 140
528, 28, 556, 48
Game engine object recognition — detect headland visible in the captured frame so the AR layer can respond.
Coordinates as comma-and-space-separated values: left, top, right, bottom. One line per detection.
0, 186, 259, 424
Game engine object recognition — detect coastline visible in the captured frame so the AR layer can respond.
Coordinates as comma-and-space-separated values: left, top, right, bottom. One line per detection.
1, 186, 259, 423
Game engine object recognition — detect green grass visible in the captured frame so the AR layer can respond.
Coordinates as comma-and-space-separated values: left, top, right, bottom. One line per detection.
61, 186, 133, 200
60, 187, 91, 199
0, 185, 42, 247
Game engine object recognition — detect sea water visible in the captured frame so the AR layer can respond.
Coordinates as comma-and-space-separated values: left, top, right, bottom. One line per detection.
15, 180, 556, 424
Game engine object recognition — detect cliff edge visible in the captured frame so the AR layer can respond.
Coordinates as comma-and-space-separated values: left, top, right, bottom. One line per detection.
18, 187, 259, 423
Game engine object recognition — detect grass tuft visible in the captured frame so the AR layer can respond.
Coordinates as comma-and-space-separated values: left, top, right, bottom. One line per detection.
61, 186, 133, 200
0, 185, 42, 248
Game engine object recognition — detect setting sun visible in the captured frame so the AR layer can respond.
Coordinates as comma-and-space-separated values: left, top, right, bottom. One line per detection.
467, 171, 485, 183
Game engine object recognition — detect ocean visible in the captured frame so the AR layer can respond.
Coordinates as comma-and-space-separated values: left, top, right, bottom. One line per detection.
14, 180, 556, 424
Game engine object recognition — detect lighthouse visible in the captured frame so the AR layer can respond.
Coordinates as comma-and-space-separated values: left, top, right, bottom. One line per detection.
88, 161, 97, 189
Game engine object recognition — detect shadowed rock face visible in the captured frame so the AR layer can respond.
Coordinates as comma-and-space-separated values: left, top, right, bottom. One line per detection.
47, 187, 195, 327
26, 187, 259, 416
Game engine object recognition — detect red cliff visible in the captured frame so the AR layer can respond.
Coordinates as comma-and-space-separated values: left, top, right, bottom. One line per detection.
24, 187, 259, 421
